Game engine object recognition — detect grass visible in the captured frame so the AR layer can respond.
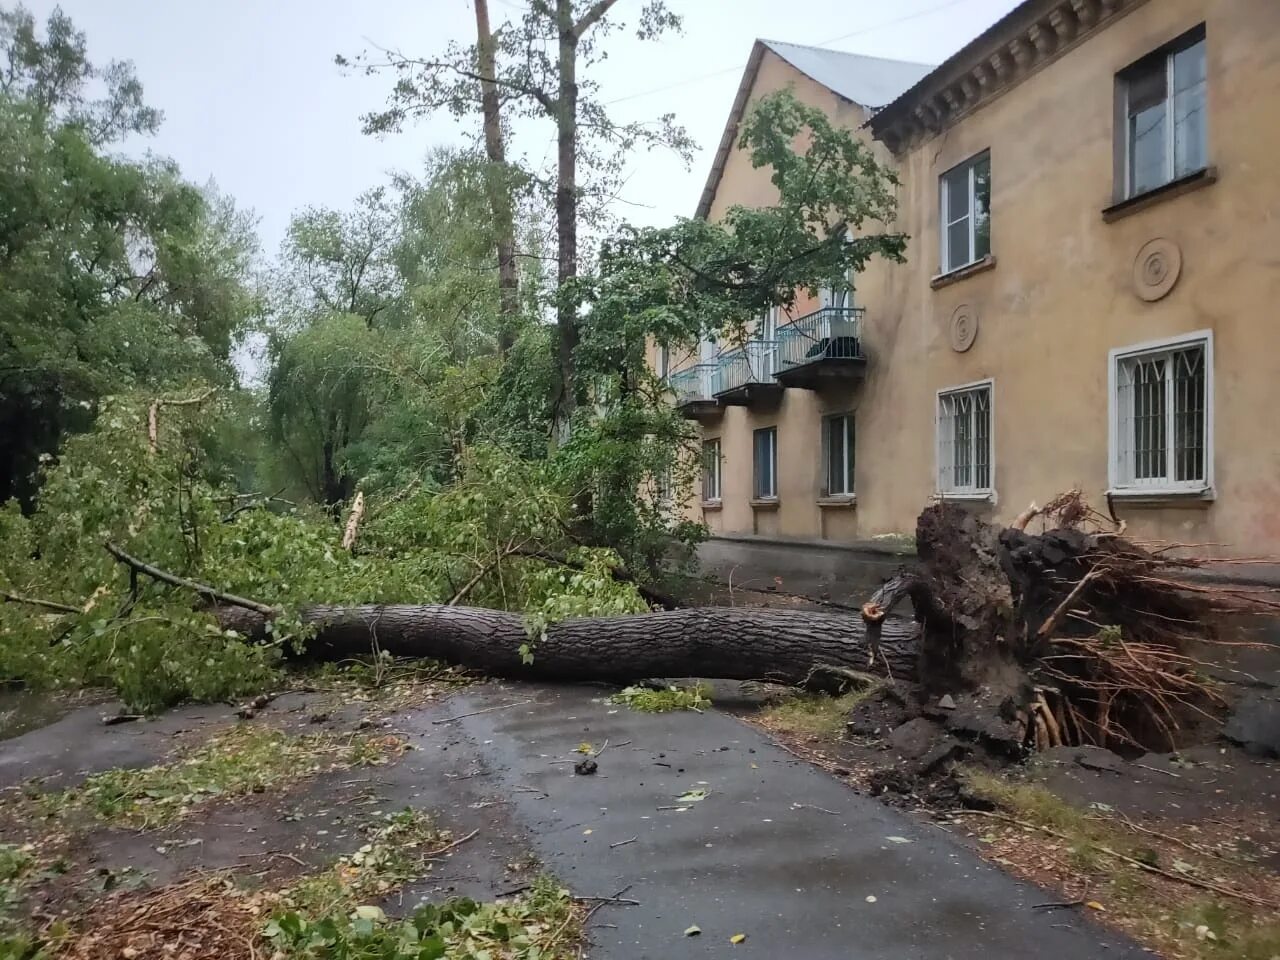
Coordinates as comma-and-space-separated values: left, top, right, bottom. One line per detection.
268, 874, 580, 960
0, 845, 33, 931
610, 683, 711, 713
282, 809, 447, 916
959, 768, 1280, 959
4, 806, 581, 960
756, 688, 878, 740
270, 810, 581, 959
33, 725, 405, 828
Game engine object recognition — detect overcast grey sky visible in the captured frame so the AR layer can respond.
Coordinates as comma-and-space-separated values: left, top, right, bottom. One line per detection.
25, 0, 1021, 253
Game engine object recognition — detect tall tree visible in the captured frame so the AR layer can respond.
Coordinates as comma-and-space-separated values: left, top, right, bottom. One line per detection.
343, 0, 691, 438
0, 5, 258, 507
0, 3, 160, 144
472, 0, 519, 353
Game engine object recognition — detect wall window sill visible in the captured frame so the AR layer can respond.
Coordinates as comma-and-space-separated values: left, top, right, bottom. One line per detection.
930, 254, 996, 290
701, 499, 723, 512
817, 495, 856, 509
933, 490, 996, 504
1102, 166, 1217, 223
1106, 487, 1214, 507
750, 498, 780, 511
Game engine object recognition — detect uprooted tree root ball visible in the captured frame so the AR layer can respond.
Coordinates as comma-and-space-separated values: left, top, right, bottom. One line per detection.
865, 491, 1278, 755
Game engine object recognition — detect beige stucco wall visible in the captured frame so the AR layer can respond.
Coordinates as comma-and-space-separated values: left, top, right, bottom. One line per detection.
667, 2, 1280, 557
685, 48, 903, 542
870, 0, 1280, 556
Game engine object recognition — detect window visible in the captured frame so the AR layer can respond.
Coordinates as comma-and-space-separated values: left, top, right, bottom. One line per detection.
753, 427, 777, 500
701, 439, 721, 502
656, 344, 670, 379
823, 414, 854, 497
939, 152, 991, 273
1120, 26, 1206, 198
655, 467, 672, 507
1110, 333, 1211, 493
937, 381, 993, 496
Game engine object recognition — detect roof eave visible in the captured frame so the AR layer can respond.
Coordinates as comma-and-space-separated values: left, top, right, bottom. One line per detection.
869, 0, 1151, 152
694, 40, 769, 221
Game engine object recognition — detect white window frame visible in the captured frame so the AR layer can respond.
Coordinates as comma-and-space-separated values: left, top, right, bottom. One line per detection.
1120, 27, 1207, 200
936, 378, 995, 500
753, 427, 778, 501
656, 344, 670, 379
822, 413, 855, 497
701, 438, 722, 503
939, 151, 990, 274
1108, 330, 1214, 497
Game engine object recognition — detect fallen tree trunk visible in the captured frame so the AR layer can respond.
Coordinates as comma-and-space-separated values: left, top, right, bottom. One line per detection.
215, 604, 920, 688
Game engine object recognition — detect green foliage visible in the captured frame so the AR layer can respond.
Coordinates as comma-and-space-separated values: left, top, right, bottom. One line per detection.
283, 809, 445, 917
0, 389, 649, 711
521, 547, 650, 663
0, 8, 258, 507
0, 4, 160, 144
35, 726, 397, 828
268, 808, 580, 960
0, 844, 33, 931
611, 683, 711, 713
0, 933, 43, 960
268, 874, 577, 960
586, 88, 905, 357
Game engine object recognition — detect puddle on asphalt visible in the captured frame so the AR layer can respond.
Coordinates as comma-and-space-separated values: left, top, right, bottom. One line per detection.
0, 688, 76, 741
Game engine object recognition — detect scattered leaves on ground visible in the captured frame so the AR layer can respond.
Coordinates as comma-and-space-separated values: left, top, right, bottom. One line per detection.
958, 769, 1280, 960
610, 684, 710, 713
30, 726, 406, 829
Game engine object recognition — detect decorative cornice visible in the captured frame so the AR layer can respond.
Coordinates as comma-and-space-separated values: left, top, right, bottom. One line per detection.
870, 0, 1150, 156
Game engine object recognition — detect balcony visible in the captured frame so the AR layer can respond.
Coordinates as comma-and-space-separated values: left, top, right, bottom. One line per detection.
774, 307, 867, 389
667, 362, 721, 419
711, 340, 782, 407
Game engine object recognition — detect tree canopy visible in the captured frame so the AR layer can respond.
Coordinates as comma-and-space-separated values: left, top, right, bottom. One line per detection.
0, 2, 912, 714
0, 5, 258, 507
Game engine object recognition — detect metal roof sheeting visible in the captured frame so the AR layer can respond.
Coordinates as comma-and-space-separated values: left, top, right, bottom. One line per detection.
694, 40, 935, 219
760, 40, 935, 110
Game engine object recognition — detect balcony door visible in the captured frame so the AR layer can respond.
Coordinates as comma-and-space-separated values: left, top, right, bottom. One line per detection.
758, 308, 777, 379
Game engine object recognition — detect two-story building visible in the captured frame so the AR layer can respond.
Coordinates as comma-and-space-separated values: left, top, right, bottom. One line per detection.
660, 0, 1280, 570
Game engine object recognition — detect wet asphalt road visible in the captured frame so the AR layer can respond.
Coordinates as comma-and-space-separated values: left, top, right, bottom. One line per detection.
432, 683, 1143, 960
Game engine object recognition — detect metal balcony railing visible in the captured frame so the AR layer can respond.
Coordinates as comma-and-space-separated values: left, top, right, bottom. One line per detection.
666, 362, 717, 404
710, 340, 778, 395
776, 307, 865, 370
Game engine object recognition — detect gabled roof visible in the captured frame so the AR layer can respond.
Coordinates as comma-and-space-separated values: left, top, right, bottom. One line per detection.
760, 40, 936, 112
694, 40, 935, 219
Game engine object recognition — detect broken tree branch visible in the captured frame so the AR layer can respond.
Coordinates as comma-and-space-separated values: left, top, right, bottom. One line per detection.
341, 491, 365, 551
1, 590, 81, 615
103, 542, 279, 618
147, 388, 217, 453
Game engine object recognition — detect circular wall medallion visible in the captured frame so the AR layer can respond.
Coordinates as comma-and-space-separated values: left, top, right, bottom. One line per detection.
1133, 238, 1182, 302
950, 303, 979, 353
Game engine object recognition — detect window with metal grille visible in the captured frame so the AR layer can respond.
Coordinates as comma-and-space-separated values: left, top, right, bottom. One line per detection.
937, 382, 993, 495
822, 414, 854, 496
701, 439, 721, 502
753, 427, 777, 500
939, 151, 991, 273
1120, 26, 1206, 199
1111, 336, 1210, 491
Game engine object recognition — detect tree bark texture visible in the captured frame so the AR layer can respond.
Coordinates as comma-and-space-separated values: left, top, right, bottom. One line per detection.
216, 604, 919, 687
552, 0, 581, 438
472, 0, 519, 354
